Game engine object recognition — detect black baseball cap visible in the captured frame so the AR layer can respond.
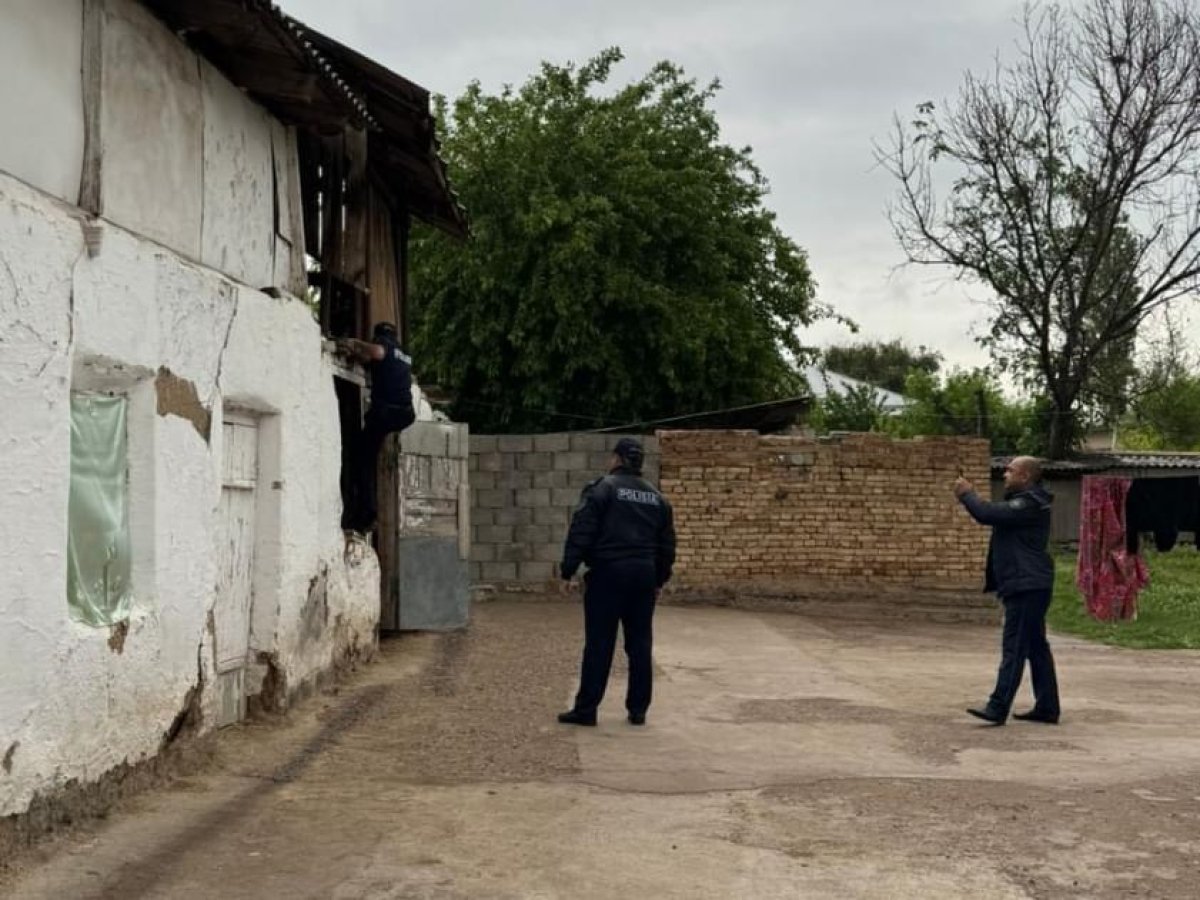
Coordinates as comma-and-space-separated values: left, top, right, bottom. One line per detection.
613, 437, 644, 470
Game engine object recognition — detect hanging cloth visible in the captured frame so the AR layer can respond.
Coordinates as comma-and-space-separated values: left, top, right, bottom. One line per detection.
1077, 476, 1148, 622
1125, 476, 1200, 554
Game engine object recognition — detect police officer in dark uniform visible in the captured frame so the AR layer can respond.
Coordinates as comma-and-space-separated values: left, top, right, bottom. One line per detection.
339, 322, 416, 532
557, 437, 676, 727
955, 455, 1061, 726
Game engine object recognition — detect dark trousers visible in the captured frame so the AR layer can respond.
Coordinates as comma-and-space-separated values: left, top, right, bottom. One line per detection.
573, 559, 658, 717
988, 588, 1060, 717
347, 405, 414, 531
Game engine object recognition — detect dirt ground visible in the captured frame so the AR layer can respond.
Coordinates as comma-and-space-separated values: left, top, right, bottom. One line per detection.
3, 597, 1200, 899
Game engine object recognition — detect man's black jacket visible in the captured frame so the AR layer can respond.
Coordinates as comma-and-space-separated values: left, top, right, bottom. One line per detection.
560, 467, 676, 587
959, 484, 1054, 597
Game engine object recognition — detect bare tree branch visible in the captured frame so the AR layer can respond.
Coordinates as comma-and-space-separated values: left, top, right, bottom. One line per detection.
878, 0, 1200, 456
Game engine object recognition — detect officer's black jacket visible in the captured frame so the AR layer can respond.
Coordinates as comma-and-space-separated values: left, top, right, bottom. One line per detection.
560, 466, 676, 586
959, 484, 1054, 597
369, 335, 414, 414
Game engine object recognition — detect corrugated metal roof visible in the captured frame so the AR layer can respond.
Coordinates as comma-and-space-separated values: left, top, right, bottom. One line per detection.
802, 367, 911, 411
991, 452, 1200, 475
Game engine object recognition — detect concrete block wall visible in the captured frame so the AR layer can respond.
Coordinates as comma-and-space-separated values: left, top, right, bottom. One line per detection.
468, 434, 660, 585
659, 430, 991, 595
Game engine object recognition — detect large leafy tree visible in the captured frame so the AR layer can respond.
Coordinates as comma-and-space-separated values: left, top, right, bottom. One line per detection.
881, 0, 1200, 458
409, 49, 834, 432
1123, 325, 1200, 449
821, 340, 942, 394
887, 369, 1037, 455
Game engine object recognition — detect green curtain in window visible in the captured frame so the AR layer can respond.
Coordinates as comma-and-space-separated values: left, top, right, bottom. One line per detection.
67, 394, 132, 626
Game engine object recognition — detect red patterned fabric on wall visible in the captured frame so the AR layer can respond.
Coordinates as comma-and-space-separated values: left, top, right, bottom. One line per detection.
1076, 476, 1149, 621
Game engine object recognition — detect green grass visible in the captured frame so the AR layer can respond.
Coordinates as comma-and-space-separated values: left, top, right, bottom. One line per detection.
1048, 548, 1200, 649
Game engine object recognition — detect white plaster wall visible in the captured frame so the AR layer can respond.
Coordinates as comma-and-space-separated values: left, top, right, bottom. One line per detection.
0, 171, 378, 818
91, 0, 304, 295
0, 179, 80, 811
200, 61, 276, 291
221, 287, 379, 692
0, 0, 86, 202
98, 0, 204, 257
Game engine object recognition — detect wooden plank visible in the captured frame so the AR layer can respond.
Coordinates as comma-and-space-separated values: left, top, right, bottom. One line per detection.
342, 127, 370, 289
297, 131, 322, 260
78, 0, 105, 214
376, 433, 400, 630
319, 134, 344, 275
367, 186, 400, 332
396, 209, 410, 345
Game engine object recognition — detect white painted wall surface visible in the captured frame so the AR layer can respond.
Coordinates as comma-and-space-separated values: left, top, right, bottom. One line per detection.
0, 0, 85, 202
200, 61, 276, 291
86, 0, 304, 293
98, 0, 204, 257
0, 170, 379, 819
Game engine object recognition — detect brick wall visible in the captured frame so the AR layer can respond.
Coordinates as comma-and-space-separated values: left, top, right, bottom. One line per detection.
469, 430, 991, 602
659, 430, 991, 596
468, 434, 660, 585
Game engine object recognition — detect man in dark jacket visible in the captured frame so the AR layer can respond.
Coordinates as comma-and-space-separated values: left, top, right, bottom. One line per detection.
557, 437, 676, 727
955, 456, 1061, 726
338, 322, 416, 532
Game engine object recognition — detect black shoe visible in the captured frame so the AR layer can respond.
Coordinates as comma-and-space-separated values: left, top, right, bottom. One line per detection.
966, 707, 1006, 725
1013, 709, 1060, 724
628, 713, 646, 726
557, 709, 596, 726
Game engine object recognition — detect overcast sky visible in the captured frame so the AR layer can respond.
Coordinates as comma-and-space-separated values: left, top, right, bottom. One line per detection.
278, 0, 1186, 371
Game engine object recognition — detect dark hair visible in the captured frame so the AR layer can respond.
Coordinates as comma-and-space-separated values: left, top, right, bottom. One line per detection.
373, 322, 398, 340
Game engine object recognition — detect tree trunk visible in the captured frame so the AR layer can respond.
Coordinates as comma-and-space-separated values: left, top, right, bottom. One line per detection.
1045, 393, 1080, 460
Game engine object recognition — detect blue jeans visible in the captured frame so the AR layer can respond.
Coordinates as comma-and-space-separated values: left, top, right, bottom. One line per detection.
989, 588, 1060, 717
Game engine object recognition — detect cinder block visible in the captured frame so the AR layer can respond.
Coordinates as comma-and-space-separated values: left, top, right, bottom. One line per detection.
477, 453, 505, 473
477, 524, 513, 543
553, 451, 588, 471
552, 487, 583, 507
497, 543, 530, 563
519, 561, 555, 582
471, 435, 499, 454
516, 525, 551, 544
480, 561, 518, 583
570, 433, 610, 453
515, 487, 551, 509
587, 452, 612, 471
499, 469, 534, 490
468, 454, 479, 472
477, 488, 509, 509
534, 433, 571, 453
532, 470, 570, 490
470, 543, 497, 563
535, 542, 564, 563
519, 452, 553, 471
497, 435, 533, 453
401, 425, 449, 457
495, 507, 533, 527
471, 470, 497, 491
534, 506, 569, 527
469, 561, 482, 583
472, 508, 496, 527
